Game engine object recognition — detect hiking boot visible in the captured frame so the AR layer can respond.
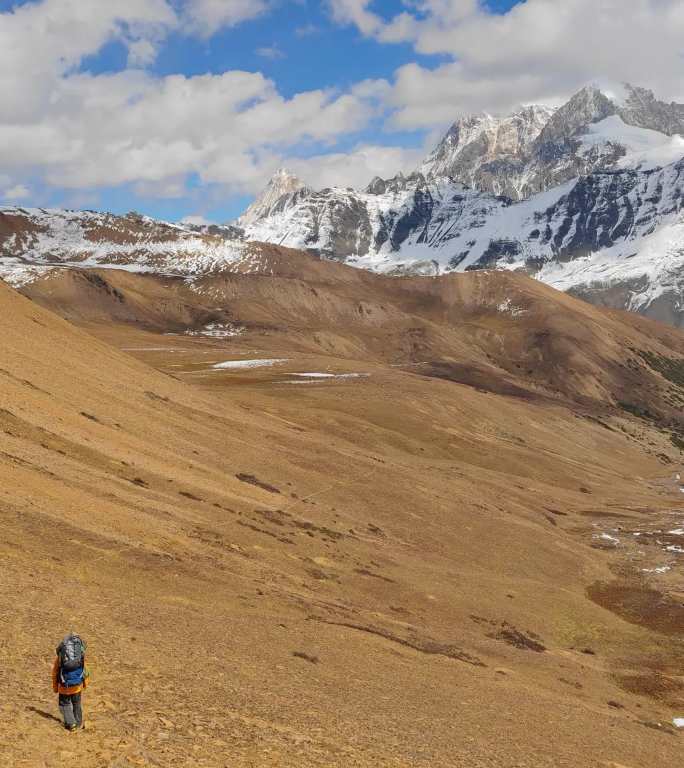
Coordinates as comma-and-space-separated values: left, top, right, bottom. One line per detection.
66, 724, 78, 732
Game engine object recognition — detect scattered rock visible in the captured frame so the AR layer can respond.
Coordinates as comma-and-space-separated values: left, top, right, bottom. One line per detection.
179, 490, 202, 501
236, 473, 281, 494
492, 623, 546, 652
292, 650, 319, 664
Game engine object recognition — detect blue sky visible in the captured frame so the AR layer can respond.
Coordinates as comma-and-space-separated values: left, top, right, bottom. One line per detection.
82, 1, 520, 97
0, 0, 678, 223
78, 1, 451, 221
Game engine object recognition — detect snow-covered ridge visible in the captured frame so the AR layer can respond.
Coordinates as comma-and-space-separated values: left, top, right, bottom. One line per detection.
0, 206, 255, 286
1, 84, 683, 329
241, 155, 684, 327
234, 84, 684, 327
580, 116, 684, 171
236, 168, 307, 228
416, 84, 684, 201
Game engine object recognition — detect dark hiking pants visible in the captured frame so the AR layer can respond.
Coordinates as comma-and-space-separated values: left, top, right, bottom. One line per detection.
58, 692, 82, 729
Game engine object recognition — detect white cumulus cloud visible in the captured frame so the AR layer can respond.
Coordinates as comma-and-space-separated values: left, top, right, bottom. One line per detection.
182, 0, 269, 37
0, 0, 387, 200
330, 0, 684, 128
288, 143, 425, 190
127, 38, 160, 68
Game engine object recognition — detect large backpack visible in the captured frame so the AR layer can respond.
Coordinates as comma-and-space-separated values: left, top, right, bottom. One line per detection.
57, 634, 85, 687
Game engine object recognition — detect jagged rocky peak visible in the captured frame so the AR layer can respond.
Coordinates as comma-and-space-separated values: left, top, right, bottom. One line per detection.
237, 167, 308, 227
535, 85, 616, 147
617, 83, 684, 136
365, 171, 425, 196
417, 83, 684, 200
365, 175, 387, 195
420, 103, 555, 182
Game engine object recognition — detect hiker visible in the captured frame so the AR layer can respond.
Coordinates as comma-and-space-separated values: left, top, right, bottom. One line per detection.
52, 633, 90, 731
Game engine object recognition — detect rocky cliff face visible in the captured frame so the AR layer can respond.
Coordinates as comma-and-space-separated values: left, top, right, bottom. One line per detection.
525, 86, 620, 194
236, 168, 308, 228
618, 84, 684, 136
419, 104, 556, 199
418, 85, 684, 201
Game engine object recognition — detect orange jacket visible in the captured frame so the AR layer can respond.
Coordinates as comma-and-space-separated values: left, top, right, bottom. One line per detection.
52, 655, 90, 695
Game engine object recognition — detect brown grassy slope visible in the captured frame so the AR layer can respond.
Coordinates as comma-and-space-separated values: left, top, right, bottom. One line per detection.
23, 257, 684, 426
0, 277, 683, 766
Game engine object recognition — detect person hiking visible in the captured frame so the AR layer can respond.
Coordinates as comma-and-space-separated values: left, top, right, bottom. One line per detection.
52, 633, 90, 731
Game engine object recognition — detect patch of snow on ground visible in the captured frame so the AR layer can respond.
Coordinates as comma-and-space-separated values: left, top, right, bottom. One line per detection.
121, 347, 189, 352
642, 565, 672, 574
185, 323, 245, 338
496, 298, 527, 317
292, 372, 369, 379
674, 718, 684, 728
212, 358, 288, 370
282, 372, 370, 384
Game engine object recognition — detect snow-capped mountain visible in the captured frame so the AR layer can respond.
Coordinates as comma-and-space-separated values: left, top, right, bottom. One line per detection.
239, 84, 684, 327
419, 85, 684, 201
617, 84, 684, 136
236, 168, 308, 228
0, 207, 270, 287
1, 84, 682, 328
420, 104, 556, 199
241, 161, 683, 324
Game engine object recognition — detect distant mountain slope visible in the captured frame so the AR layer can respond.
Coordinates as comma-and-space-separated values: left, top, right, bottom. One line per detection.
420, 84, 684, 200
1, 86, 682, 328
237, 84, 684, 328
236, 167, 308, 228
241, 159, 684, 327
0, 206, 264, 286
16, 251, 684, 436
